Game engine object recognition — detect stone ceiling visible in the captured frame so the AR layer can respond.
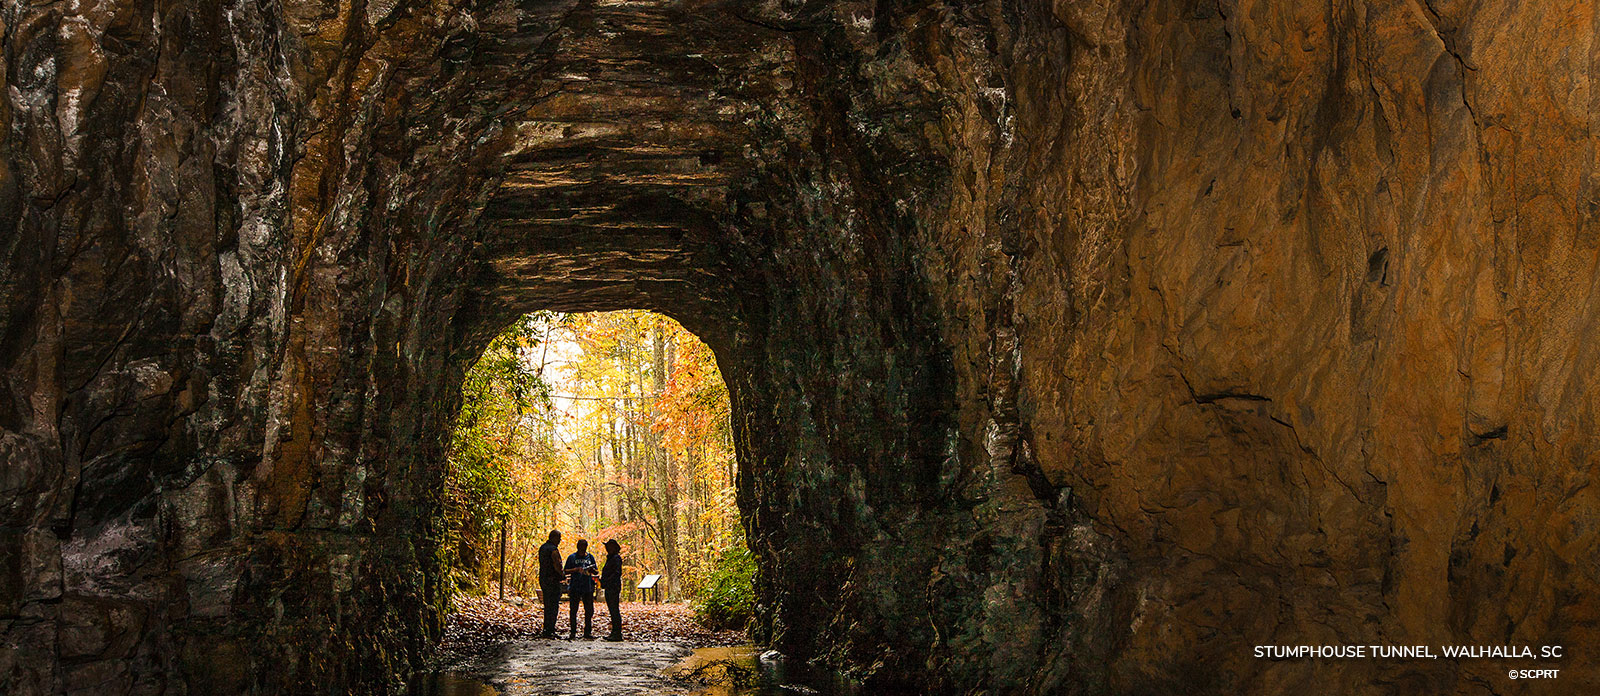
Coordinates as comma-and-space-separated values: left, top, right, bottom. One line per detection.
461, 0, 790, 339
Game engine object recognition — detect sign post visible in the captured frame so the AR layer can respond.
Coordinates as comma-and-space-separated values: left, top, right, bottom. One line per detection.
638, 574, 662, 603
498, 516, 508, 601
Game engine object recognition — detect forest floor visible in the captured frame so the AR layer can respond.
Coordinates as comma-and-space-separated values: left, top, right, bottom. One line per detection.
418, 593, 754, 696
435, 593, 747, 663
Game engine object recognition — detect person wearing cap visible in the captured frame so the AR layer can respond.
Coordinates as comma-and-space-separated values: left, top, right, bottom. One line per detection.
601, 539, 624, 641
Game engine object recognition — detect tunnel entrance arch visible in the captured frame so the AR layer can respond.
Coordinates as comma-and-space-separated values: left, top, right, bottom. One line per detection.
0, 0, 1083, 694
436, 310, 749, 634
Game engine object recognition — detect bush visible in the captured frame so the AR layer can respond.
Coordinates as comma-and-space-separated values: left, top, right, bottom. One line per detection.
692, 543, 756, 631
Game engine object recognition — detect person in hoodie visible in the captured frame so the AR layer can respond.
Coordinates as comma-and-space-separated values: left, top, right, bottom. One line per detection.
564, 539, 599, 639
600, 539, 624, 641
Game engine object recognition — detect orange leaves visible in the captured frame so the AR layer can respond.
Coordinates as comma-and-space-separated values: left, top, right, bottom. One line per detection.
652, 323, 730, 462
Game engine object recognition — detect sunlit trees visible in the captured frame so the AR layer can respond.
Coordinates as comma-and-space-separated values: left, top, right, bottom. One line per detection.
651, 318, 740, 598
442, 310, 747, 621
441, 313, 556, 590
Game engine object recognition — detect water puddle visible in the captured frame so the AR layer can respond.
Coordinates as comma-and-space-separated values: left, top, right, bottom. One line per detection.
664, 645, 859, 696
409, 671, 498, 696
410, 643, 851, 696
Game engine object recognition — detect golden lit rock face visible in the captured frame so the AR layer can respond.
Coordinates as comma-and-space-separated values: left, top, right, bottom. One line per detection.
952, 1, 1600, 691
2, 0, 1597, 694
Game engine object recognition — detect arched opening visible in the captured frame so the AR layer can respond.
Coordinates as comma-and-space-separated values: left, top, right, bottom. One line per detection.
426, 310, 764, 690
440, 310, 746, 615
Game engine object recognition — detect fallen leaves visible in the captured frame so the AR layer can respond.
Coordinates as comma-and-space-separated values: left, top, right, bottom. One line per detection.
611, 601, 747, 647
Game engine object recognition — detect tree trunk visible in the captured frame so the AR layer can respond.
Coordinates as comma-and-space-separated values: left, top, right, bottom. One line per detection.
651, 319, 680, 599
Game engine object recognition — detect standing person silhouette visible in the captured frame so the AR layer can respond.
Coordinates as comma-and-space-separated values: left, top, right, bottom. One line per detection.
564, 539, 599, 639
601, 539, 624, 641
537, 530, 563, 638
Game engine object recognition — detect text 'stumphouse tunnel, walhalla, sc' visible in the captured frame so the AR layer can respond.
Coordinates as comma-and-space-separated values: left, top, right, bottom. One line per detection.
2, 0, 1598, 694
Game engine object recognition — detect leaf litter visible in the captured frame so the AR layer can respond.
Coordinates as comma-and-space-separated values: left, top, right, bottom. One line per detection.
434, 593, 747, 668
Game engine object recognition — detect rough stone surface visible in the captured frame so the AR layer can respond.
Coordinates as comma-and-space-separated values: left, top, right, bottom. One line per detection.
3, 0, 1598, 694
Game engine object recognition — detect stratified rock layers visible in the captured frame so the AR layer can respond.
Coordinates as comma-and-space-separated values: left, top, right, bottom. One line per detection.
2, 0, 1596, 694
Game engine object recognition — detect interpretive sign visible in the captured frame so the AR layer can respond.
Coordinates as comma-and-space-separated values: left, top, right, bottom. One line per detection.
638, 574, 662, 603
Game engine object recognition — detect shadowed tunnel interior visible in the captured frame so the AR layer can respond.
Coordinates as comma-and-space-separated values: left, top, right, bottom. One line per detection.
4, 0, 1600, 694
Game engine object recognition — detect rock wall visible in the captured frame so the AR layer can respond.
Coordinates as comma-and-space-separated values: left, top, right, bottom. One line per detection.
0, 0, 584, 692
2, 0, 1597, 694
721, 0, 1600, 692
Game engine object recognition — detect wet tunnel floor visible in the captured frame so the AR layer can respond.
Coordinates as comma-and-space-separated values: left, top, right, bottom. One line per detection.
414, 597, 854, 695
416, 639, 697, 696
414, 640, 855, 696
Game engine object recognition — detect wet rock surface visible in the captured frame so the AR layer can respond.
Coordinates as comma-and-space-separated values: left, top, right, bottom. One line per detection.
3, 0, 1598, 695
661, 645, 763, 687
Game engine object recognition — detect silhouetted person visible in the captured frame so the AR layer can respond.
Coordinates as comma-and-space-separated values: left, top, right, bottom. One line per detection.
601, 539, 624, 641
565, 539, 599, 639
538, 530, 563, 638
